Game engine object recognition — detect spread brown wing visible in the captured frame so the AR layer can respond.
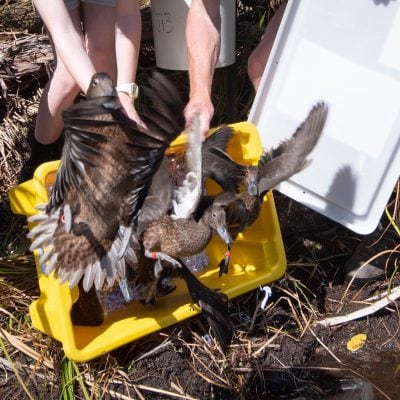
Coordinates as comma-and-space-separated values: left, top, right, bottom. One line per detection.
258, 101, 328, 197
29, 72, 186, 292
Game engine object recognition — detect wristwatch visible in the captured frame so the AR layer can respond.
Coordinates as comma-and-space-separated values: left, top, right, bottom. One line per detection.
115, 82, 139, 99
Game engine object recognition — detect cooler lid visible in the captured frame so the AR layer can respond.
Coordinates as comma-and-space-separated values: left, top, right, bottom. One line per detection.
249, 0, 400, 234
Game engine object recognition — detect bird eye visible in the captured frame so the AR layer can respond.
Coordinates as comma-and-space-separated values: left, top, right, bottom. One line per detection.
212, 211, 217, 218
93, 79, 98, 87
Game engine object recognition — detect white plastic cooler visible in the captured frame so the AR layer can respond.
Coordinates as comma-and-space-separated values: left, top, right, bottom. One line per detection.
249, 0, 400, 234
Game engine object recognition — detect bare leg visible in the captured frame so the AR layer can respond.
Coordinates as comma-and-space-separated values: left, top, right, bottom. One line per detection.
81, 3, 117, 80
34, 7, 83, 145
35, 3, 117, 145
248, 2, 286, 90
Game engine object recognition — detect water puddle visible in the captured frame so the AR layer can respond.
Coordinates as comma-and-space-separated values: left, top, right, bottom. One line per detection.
243, 352, 400, 399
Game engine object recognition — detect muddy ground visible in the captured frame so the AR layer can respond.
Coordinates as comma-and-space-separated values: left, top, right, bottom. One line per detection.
0, 1, 399, 399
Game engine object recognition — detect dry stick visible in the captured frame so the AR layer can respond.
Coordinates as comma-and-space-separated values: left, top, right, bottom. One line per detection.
339, 249, 399, 309
85, 380, 134, 400
316, 285, 400, 328
292, 289, 315, 337
130, 384, 199, 400
286, 262, 320, 267
188, 362, 230, 390
187, 343, 230, 387
183, 340, 231, 388
0, 356, 57, 383
0, 327, 54, 369
171, 380, 188, 397
273, 293, 304, 332
308, 327, 343, 365
132, 338, 173, 363
249, 299, 262, 333
252, 325, 284, 357
267, 324, 298, 342
381, 316, 400, 349
201, 336, 228, 373
0, 306, 20, 322
300, 313, 316, 340
364, 285, 400, 302
86, 378, 199, 400
248, 289, 278, 332
133, 386, 146, 400
0, 336, 34, 400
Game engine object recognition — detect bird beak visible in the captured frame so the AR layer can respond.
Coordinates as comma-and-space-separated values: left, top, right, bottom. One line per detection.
216, 226, 233, 245
248, 180, 258, 196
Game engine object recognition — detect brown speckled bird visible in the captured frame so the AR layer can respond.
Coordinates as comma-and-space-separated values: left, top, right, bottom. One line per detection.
28, 71, 185, 299
142, 203, 232, 265
137, 202, 234, 349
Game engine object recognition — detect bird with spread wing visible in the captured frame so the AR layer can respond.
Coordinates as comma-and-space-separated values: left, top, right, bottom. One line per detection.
210, 102, 329, 275
28, 72, 185, 300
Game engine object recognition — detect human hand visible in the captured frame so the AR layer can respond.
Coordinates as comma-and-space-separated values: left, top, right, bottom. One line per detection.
118, 92, 147, 130
184, 95, 214, 141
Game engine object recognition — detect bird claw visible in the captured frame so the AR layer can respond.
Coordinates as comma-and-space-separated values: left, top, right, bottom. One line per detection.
144, 250, 182, 269
160, 254, 182, 269
154, 259, 164, 278
118, 278, 134, 303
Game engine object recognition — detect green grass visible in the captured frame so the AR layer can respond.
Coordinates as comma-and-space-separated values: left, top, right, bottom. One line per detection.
60, 358, 91, 400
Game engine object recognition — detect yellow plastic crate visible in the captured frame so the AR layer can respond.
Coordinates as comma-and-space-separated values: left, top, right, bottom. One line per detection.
10, 121, 286, 362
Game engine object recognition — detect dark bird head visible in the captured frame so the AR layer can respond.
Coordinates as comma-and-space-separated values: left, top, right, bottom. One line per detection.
204, 204, 233, 245
246, 167, 259, 196
236, 166, 258, 196
86, 72, 116, 99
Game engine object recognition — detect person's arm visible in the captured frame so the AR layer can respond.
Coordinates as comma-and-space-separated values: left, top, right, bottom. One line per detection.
33, 0, 96, 94
185, 0, 221, 140
248, 2, 286, 90
115, 0, 144, 125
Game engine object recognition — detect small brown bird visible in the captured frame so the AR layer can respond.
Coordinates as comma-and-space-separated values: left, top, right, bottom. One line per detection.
142, 203, 232, 266
214, 102, 329, 274
137, 202, 233, 349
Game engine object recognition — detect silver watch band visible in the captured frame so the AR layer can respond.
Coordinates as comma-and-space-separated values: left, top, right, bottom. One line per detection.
115, 82, 139, 99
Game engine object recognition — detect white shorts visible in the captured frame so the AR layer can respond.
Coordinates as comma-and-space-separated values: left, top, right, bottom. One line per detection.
65, 0, 116, 10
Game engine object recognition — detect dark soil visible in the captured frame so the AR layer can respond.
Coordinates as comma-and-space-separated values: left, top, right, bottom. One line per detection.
1, 1, 399, 399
